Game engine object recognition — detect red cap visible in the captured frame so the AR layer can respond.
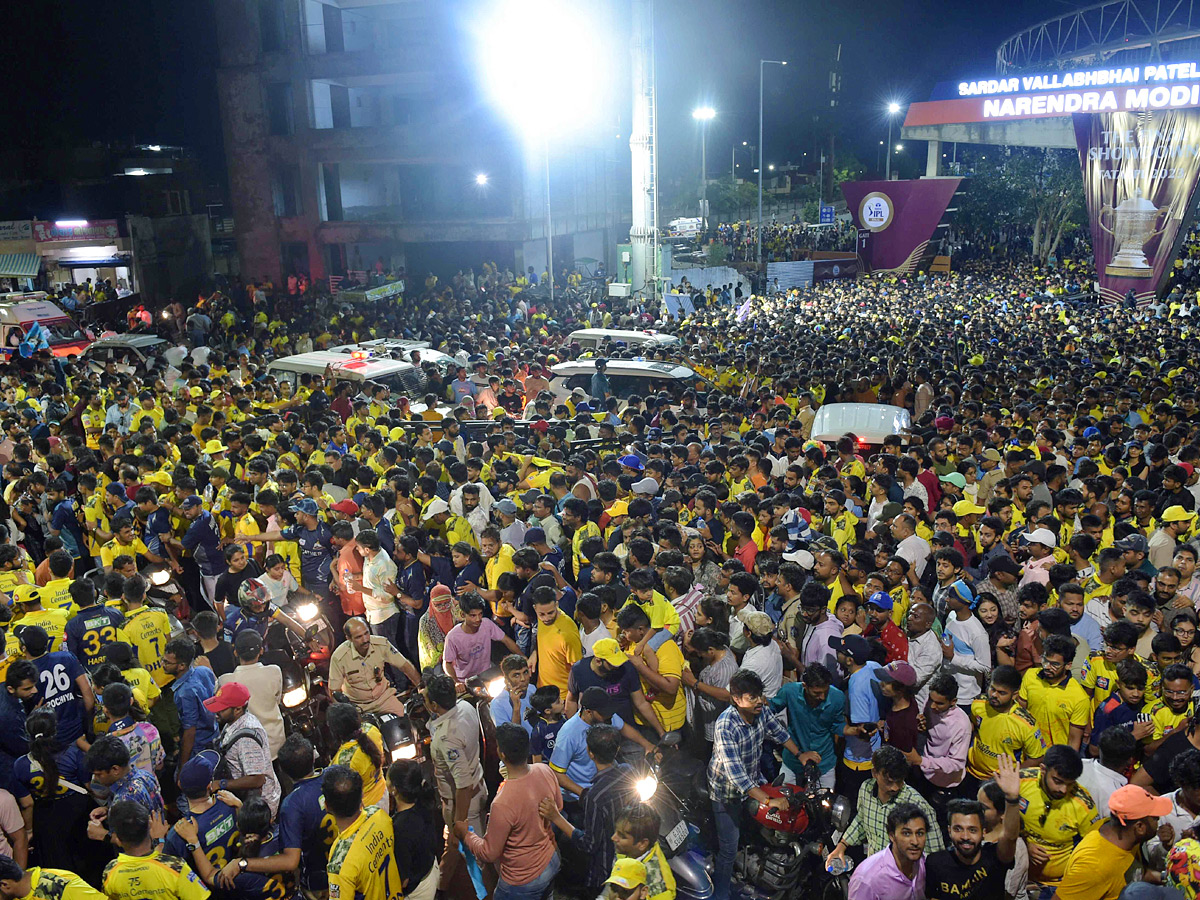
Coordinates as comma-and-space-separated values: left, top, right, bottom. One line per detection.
203, 682, 251, 713
331, 499, 359, 515
531, 420, 549, 434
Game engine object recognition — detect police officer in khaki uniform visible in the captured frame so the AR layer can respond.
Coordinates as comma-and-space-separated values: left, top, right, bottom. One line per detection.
327, 617, 419, 716
423, 673, 489, 835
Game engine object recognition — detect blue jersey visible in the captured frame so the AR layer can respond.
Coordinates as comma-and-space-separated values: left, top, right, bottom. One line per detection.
144, 507, 173, 558
32, 651, 88, 743
165, 798, 239, 874
224, 607, 273, 641
281, 523, 332, 586
12, 744, 90, 801
278, 773, 337, 892
182, 510, 224, 577
66, 605, 127, 669
531, 717, 564, 761
234, 830, 296, 900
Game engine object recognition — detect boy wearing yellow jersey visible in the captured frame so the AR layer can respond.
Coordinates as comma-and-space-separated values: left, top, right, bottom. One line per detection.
103, 800, 208, 900
1081, 621, 1143, 710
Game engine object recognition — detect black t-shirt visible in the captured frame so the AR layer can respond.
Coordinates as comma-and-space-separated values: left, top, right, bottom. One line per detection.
567, 657, 642, 725
924, 844, 1011, 900
392, 804, 438, 889
197, 640, 237, 679
214, 560, 264, 613
1145, 730, 1194, 794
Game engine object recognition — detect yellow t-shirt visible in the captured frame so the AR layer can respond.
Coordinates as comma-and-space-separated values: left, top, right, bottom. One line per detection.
1018, 670, 1091, 747
485, 545, 516, 618
966, 699, 1046, 780
20, 867, 108, 900
535, 611, 583, 692
1053, 828, 1136, 900
571, 521, 601, 579
17, 607, 70, 651
1149, 699, 1194, 741
334, 724, 386, 808
326, 806, 401, 900
102, 851, 209, 900
640, 639, 686, 732
122, 606, 174, 686
100, 537, 148, 570
1080, 651, 1146, 710
622, 593, 681, 635
1017, 770, 1101, 884
40, 577, 75, 613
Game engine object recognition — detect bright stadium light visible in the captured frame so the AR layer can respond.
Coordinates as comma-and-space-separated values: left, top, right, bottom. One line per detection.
473, 0, 610, 144
692, 106, 716, 121
887, 101, 901, 114
475, 173, 489, 186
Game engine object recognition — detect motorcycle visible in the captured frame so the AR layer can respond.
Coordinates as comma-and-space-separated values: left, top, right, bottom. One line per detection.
632, 734, 715, 900
735, 762, 852, 900
462, 667, 507, 794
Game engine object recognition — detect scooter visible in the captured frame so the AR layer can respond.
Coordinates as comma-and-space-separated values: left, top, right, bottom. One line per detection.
632, 733, 715, 900
735, 761, 852, 900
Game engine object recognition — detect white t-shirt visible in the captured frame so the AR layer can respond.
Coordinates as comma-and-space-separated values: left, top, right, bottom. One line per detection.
742, 642, 783, 698
259, 569, 298, 607
579, 622, 609, 657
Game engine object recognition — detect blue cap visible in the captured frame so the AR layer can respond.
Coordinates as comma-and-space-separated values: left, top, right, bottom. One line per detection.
866, 591, 893, 611
179, 750, 220, 794
617, 454, 644, 471
1083, 426, 1101, 439
105, 483, 128, 497
525, 527, 546, 544
290, 498, 319, 516
180, 496, 204, 510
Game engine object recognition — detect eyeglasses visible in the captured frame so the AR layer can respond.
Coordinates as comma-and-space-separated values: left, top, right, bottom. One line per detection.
1175, 627, 1196, 637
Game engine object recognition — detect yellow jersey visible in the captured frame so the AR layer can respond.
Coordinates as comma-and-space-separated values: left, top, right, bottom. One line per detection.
334, 724, 386, 809
622, 592, 681, 635
1018, 670, 1091, 747
1080, 651, 1146, 710
1017, 769, 1101, 884
966, 699, 1046, 780
17, 607, 70, 652
40, 577, 75, 613
102, 850, 209, 900
327, 806, 402, 900
641, 639, 686, 732
16, 867, 107, 900
122, 605, 175, 686
1149, 699, 1194, 741
100, 537, 149, 570
572, 520, 601, 579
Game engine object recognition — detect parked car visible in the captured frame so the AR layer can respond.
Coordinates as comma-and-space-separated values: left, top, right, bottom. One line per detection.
81, 334, 167, 372
808, 402, 910, 450
567, 328, 681, 352
546, 358, 715, 410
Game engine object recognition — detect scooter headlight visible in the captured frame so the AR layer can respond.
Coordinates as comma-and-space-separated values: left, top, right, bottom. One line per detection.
148, 569, 170, 587
391, 743, 418, 761
634, 776, 658, 802
295, 602, 319, 623
282, 686, 308, 709
485, 677, 506, 699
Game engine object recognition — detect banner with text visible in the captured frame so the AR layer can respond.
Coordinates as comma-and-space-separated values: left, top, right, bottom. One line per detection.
839, 179, 960, 274
1073, 110, 1200, 304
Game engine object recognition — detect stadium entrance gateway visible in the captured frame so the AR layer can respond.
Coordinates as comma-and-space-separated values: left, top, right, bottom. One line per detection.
901, 60, 1200, 304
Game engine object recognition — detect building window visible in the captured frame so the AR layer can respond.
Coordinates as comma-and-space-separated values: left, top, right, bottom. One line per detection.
266, 82, 294, 136
163, 190, 191, 216
272, 166, 302, 217
260, 0, 286, 52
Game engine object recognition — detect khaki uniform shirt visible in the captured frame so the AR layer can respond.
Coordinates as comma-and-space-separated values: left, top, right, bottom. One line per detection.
328, 635, 409, 708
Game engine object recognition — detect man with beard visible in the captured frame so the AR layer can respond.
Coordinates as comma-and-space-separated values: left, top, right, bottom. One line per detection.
924, 756, 1020, 900
1016, 744, 1100, 887
906, 603, 943, 709
796, 582, 840, 673
965, 666, 1045, 793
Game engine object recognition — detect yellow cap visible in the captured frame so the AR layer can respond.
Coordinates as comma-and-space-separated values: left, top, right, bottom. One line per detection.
952, 499, 985, 517
607, 500, 629, 518
591, 638, 626, 668
605, 859, 647, 890
189, 386, 203, 398
203, 439, 226, 455
145, 471, 173, 487
12, 584, 41, 605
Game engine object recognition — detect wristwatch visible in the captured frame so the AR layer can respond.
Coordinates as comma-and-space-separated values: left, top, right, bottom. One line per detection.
186, 843, 200, 854
219, 779, 229, 792
238, 859, 249, 872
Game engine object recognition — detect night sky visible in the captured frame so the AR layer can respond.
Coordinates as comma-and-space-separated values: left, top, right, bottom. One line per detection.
1, 0, 1074, 187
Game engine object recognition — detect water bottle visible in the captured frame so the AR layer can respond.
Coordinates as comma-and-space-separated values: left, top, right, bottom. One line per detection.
826, 856, 854, 876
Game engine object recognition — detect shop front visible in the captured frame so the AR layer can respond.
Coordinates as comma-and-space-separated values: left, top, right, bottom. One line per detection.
31, 220, 135, 295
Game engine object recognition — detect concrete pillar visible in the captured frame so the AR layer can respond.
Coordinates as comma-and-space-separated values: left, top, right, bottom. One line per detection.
926, 140, 940, 178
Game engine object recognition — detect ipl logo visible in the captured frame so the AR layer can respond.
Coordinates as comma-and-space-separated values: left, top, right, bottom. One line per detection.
859, 192, 894, 232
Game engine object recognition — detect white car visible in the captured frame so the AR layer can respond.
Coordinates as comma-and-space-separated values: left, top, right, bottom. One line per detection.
567, 328, 681, 352
546, 358, 712, 411
809, 402, 911, 448
330, 339, 457, 377
80, 334, 167, 372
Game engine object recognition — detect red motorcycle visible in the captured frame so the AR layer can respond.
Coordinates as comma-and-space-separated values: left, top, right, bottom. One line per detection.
735, 762, 852, 900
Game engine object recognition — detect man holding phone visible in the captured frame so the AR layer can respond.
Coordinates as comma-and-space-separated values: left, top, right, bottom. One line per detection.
830, 634, 884, 800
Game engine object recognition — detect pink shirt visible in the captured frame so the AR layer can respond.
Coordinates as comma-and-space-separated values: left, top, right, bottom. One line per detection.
443, 619, 506, 680
464, 764, 561, 884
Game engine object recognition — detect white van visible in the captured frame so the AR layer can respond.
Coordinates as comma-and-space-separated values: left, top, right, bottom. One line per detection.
546, 358, 711, 410
567, 328, 681, 352
267, 350, 428, 399
330, 339, 457, 377
809, 403, 911, 447
0, 297, 91, 358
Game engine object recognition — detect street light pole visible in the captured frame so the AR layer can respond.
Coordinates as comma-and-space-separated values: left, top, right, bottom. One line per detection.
544, 138, 554, 305
885, 101, 901, 180
692, 107, 715, 227
757, 59, 787, 270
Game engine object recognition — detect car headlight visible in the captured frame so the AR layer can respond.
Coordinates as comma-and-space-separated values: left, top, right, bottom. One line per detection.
486, 677, 505, 699
295, 603, 319, 623
634, 776, 658, 802
148, 569, 170, 586
282, 686, 308, 708
391, 743, 417, 761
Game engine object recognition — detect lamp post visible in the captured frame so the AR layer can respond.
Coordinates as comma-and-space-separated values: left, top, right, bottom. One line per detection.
757, 59, 787, 269
692, 106, 715, 227
885, 101, 901, 180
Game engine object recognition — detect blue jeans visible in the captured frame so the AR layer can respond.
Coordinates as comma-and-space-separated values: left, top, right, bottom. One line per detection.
493, 851, 560, 900
712, 797, 741, 900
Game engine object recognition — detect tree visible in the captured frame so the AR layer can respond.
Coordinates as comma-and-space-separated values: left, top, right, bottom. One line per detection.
955, 147, 1085, 263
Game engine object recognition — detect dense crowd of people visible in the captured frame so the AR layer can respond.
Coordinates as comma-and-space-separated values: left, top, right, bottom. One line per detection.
0, 247, 1199, 900
713, 221, 857, 262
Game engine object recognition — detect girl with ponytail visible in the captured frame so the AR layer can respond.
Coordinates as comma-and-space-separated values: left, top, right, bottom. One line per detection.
328, 702, 387, 809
